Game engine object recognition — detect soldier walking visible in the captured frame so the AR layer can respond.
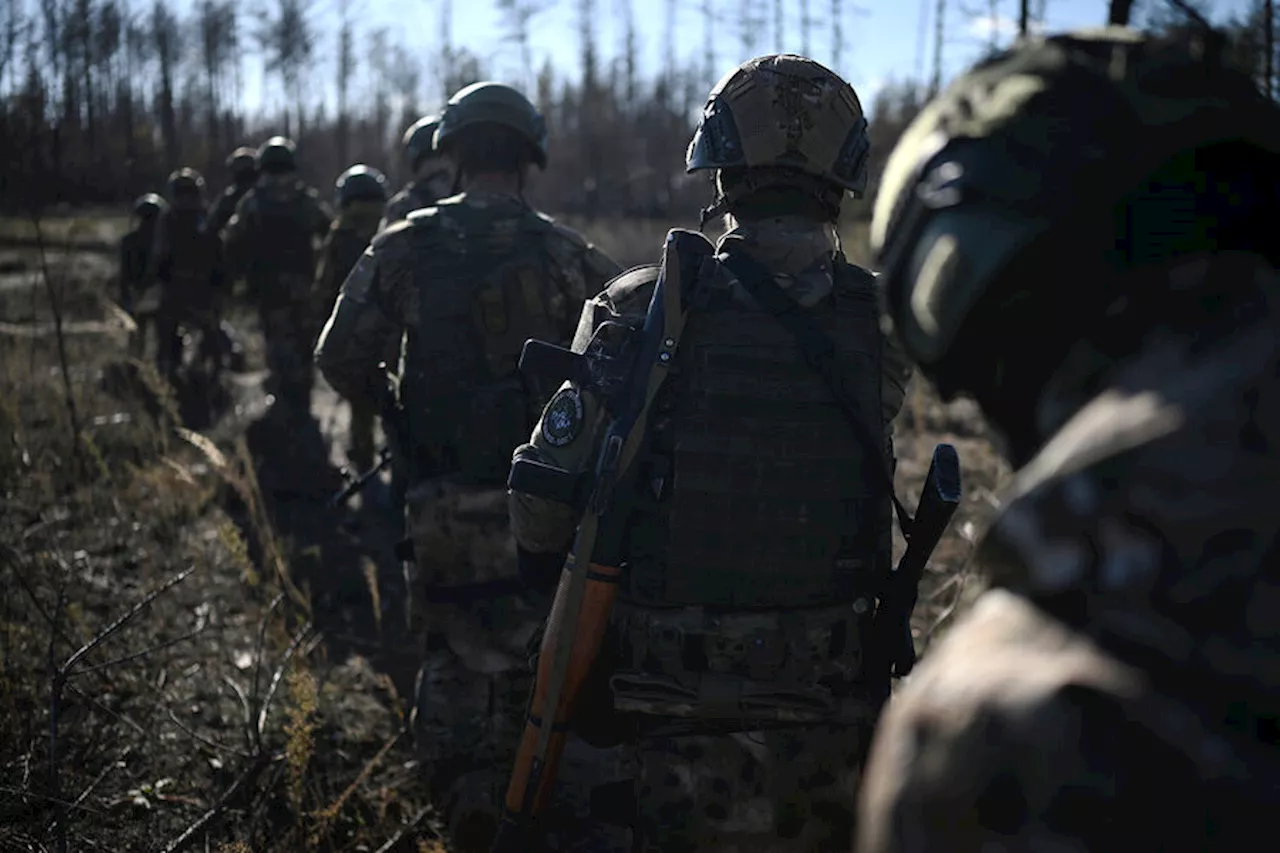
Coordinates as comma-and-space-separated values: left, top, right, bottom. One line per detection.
858, 26, 1280, 853
154, 168, 225, 384
315, 81, 620, 850
119, 193, 167, 358
224, 136, 332, 418
209, 146, 259, 236
379, 113, 455, 232
500, 55, 915, 852
314, 164, 390, 472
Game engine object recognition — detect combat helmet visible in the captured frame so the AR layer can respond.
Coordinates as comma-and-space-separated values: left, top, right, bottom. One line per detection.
871, 26, 1280, 399
687, 54, 870, 220
256, 136, 298, 173
226, 146, 258, 180
132, 193, 168, 221
166, 167, 207, 210
335, 164, 389, 207
435, 82, 548, 169
402, 115, 443, 171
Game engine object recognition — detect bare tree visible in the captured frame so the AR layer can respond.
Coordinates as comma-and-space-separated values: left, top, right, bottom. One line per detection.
152, 0, 179, 169
801, 0, 812, 56
1108, 0, 1134, 25
1019, 0, 1029, 36
498, 0, 550, 94
617, 0, 637, 107
258, 0, 315, 136
335, 0, 355, 165
0, 0, 25, 91
1267, 0, 1274, 98
930, 0, 945, 95
196, 1, 236, 167
988, 0, 999, 49
702, 0, 715, 85
831, 0, 844, 70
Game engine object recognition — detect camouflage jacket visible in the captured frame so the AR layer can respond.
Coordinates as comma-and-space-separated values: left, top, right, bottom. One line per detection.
378, 176, 450, 233
858, 252, 1280, 853
315, 189, 621, 410
209, 180, 254, 237
509, 215, 914, 556
153, 210, 225, 309
978, 251, 1280, 732
222, 175, 332, 286
313, 199, 383, 324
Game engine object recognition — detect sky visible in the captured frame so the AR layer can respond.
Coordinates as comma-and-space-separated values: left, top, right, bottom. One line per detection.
207, 0, 1257, 117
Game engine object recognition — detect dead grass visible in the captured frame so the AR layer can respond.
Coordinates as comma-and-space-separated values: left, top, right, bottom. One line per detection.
0, 212, 1013, 851
0, 241, 440, 852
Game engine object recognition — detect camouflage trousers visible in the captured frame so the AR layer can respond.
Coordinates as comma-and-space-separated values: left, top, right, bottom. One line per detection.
155, 300, 221, 381
258, 287, 314, 412
405, 479, 542, 847
632, 723, 871, 853
857, 589, 1280, 853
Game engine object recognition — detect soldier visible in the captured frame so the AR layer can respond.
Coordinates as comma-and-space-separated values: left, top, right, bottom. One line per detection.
209, 146, 259, 236
379, 114, 455, 232
315, 81, 620, 849
503, 55, 914, 852
154, 168, 225, 382
119, 193, 167, 356
314, 164, 389, 472
857, 27, 1280, 852
224, 136, 331, 417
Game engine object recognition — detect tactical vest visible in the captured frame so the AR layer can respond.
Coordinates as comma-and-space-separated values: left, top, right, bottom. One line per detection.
160, 212, 218, 306
401, 201, 573, 487
608, 254, 892, 721
245, 182, 316, 281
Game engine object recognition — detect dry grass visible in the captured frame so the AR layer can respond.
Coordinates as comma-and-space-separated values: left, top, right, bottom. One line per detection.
0, 241, 440, 852
0, 212, 1012, 851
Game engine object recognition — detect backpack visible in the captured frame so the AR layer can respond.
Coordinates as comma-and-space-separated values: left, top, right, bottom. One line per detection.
398, 199, 576, 486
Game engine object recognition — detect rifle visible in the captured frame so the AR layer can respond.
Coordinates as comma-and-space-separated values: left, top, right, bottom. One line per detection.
326, 446, 393, 509
491, 229, 713, 852
874, 443, 962, 678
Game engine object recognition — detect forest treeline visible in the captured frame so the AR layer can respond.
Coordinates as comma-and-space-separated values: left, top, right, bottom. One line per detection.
0, 0, 1276, 218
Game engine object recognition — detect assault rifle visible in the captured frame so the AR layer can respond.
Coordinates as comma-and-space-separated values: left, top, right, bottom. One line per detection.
490, 229, 712, 853
326, 446, 393, 509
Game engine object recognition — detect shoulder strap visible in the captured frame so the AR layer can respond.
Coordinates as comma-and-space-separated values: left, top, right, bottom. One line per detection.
716, 249, 914, 538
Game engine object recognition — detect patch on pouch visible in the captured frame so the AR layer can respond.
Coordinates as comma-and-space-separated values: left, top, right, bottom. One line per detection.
542, 386, 584, 447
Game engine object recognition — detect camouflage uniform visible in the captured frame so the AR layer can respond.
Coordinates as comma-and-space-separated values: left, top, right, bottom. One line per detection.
509, 56, 913, 852
859, 29, 1280, 852
119, 194, 166, 357
224, 138, 331, 414
154, 169, 225, 381
209, 147, 259, 237
315, 179, 619, 843
380, 113, 454, 233
315, 166, 390, 471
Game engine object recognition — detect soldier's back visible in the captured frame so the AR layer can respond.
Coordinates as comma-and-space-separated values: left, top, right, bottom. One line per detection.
859, 253, 1280, 852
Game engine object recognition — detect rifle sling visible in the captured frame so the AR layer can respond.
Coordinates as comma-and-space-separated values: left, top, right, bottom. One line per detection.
716, 250, 913, 537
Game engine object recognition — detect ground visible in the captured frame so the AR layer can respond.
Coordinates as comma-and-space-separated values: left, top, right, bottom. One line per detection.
0, 212, 1010, 852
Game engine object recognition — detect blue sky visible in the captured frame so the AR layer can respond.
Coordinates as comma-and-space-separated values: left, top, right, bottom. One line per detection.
220, 0, 1255, 115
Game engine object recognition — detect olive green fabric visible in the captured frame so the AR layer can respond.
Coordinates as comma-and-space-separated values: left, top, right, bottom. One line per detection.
871, 26, 1280, 369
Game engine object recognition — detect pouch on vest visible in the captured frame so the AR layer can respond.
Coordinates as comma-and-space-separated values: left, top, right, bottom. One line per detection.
403, 207, 568, 486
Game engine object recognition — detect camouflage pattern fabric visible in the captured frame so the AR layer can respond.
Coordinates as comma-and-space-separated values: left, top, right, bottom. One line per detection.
509, 215, 913, 851
378, 175, 450, 233
635, 725, 869, 852
224, 175, 331, 414
858, 253, 1280, 852
314, 200, 384, 468
316, 189, 619, 849
153, 210, 225, 379
208, 180, 253, 237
